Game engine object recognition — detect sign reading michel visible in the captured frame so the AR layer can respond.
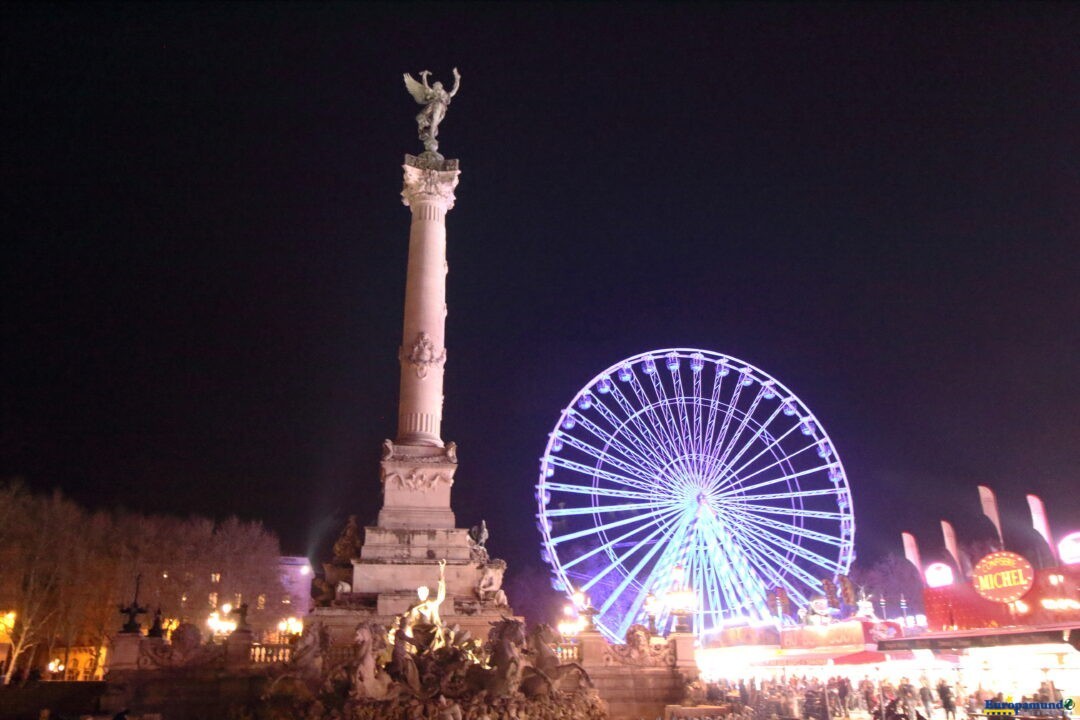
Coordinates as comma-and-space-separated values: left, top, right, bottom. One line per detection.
971, 551, 1035, 603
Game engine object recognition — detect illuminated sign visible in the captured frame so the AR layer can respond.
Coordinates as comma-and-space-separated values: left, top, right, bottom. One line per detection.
925, 562, 954, 588
1058, 531, 1080, 565
971, 551, 1034, 603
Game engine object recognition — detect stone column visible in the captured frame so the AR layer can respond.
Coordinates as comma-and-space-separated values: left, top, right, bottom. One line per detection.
396, 155, 460, 447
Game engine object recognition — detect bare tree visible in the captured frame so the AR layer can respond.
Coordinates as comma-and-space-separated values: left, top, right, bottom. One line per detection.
2, 491, 77, 685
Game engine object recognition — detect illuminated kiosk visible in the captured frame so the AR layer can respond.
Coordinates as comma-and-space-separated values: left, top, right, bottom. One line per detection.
881, 488, 1080, 699
309, 74, 516, 642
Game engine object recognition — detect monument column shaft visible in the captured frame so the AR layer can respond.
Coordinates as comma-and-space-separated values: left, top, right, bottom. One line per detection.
398, 201, 448, 445
397, 160, 459, 446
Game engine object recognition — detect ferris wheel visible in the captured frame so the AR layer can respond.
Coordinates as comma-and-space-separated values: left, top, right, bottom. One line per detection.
535, 349, 855, 642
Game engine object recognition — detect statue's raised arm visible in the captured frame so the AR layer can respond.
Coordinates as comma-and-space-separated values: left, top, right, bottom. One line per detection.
403, 68, 460, 155
449, 67, 461, 98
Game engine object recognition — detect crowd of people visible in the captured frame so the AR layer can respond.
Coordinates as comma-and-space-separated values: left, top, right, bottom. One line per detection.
686, 676, 1067, 720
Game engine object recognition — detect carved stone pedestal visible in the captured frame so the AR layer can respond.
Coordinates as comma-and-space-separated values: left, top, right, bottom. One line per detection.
225, 629, 254, 669
106, 632, 142, 674
376, 441, 457, 529
668, 631, 699, 681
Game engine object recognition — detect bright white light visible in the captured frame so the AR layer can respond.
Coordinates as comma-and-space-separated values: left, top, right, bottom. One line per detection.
925, 562, 954, 588
300, 565, 311, 576
1041, 598, 1080, 611
206, 611, 237, 635
1058, 531, 1080, 564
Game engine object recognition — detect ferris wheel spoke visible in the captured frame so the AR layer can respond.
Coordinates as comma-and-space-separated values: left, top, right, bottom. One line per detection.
699, 509, 771, 620
704, 377, 743, 477
691, 372, 704, 456
728, 510, 843, 572
721, 517, 827, 590
549, 504, 677, 546
675, 382, 693, 456
737, 503, 847, 521
543, 482, 655, 501
703, 369, 726, 456
719, 456, 834, 496
547, 456, 657, 493
733, 509, 846, 548
571, 402, 671, 477
744, 488, 838, 502
561, 504, 683, 571
713, 516, 811, 608
544, 500, 674, 518
580, 512, 683, 593
714, 420, 806, 490
555, 430, 661, 486
588, 397, 671, 476
709, 401, 787, 490
709, 384, 767, 480
696, 536, 726, 631
610, 510, 698, 637
696, 518, 747, 617
647, 367, 691, 459
606, 379, 681, 466
627, 372, 696, 479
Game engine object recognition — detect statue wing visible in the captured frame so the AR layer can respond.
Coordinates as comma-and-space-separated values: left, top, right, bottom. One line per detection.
403, 73, 429, 104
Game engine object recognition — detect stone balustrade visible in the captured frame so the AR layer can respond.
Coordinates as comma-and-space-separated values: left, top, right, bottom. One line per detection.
249, 644, 292, 664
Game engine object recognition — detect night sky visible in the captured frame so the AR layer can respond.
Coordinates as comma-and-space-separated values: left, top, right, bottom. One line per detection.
3, 3, 1079, 609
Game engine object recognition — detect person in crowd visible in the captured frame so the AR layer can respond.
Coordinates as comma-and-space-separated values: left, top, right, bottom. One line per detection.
919, 681, 934, 720
937, 679, 955, 720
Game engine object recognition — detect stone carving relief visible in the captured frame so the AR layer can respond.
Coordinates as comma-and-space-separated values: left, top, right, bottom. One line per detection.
384, 469, 453, 492
401, 332, 447, 379
602, 624, 675, 668
137, 622, 225, 670
381, 441, 456, 463
401, 164, 459, 208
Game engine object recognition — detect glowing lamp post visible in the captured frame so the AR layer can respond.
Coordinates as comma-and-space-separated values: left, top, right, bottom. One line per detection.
667, 564, 697, 634
644, 593, 659, 634
277, 616, 303, 642
557, 602, 583, 637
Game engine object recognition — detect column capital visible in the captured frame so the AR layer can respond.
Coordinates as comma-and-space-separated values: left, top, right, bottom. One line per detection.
402, 154, 460, 210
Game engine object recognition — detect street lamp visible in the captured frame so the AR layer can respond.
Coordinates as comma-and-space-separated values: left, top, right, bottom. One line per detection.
666, 564, 696, 634
557, 602, 583, 637
644, 593, 659, 634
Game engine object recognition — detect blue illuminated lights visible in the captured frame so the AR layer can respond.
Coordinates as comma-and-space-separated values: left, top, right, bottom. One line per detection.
535, 348, 856, 643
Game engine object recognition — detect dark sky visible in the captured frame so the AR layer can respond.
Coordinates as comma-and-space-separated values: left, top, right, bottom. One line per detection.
3, 2, 1079, 608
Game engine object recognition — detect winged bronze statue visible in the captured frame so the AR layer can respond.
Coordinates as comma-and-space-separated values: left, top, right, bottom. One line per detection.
404, 68, 461, 154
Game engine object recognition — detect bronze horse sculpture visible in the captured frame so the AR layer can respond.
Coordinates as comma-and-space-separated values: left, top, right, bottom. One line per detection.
521, 622, 592, 697
465, 617, 526, 697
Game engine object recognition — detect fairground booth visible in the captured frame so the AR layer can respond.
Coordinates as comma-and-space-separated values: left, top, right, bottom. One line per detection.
880, 487, 1080, 698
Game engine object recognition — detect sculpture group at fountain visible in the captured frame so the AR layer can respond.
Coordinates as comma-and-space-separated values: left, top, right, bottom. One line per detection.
267, 562, 603, 720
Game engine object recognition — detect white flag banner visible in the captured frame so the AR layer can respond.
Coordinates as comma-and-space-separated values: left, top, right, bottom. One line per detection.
941, 520, 961, 569
978, 485, 1004, 547
1026, 494, 1056, 561
901, 531, 922, 571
